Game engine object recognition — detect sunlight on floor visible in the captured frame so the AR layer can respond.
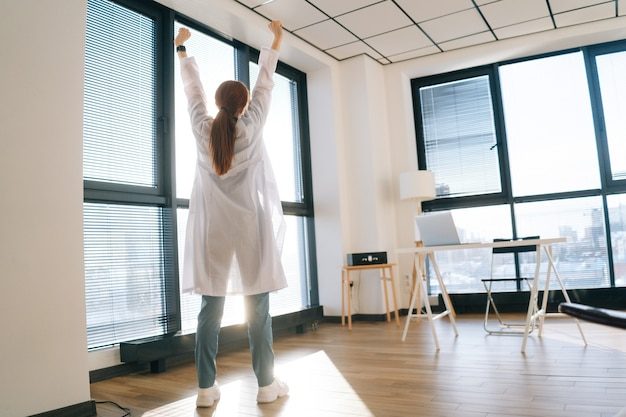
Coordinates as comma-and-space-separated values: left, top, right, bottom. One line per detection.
140, 350, 374, 417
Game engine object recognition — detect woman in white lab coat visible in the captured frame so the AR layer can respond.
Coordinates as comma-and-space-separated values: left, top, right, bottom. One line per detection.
175, 21, 289, 407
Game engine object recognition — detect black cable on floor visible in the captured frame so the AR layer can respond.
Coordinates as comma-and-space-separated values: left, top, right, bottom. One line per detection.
95, 400, 131, 417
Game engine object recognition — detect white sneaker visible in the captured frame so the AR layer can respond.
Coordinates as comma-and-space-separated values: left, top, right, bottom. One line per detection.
257, 378, 289, 403
196, 384, 220, 408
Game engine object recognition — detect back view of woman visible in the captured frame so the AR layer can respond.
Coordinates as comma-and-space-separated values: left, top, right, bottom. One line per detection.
175, 21, 289, 407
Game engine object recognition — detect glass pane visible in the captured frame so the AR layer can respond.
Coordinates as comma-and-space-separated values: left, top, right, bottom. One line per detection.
270, 216, 310, 315
84, 203, 166, 349
607, 194, 626, 287
178, 210, 309, 331
499, 52, 601, 196
428, 205, 512, 294
174, 22, 235, 199
515, 197, 610, 289
419, 75, 501, 198
250, 62, 303, 203
595, 51, 626, 181
84, 0, 157, 187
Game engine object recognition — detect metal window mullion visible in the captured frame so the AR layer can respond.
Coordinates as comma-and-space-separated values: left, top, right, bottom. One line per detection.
161, 8, 181, 334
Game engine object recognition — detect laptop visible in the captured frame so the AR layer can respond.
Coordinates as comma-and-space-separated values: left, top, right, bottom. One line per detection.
415, 211, 461, 247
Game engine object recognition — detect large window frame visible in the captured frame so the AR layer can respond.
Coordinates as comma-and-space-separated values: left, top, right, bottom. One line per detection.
84, 0, 317, 350
412, 41, 626, 306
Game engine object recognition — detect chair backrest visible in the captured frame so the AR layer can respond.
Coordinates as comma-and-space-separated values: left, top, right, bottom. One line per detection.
492, 236, 540, 254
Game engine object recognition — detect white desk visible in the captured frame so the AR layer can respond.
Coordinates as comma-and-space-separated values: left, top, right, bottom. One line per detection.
397, 238, 587, 352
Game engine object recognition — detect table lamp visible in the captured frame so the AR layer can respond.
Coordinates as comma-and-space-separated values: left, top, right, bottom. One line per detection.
399, 170, 436, 216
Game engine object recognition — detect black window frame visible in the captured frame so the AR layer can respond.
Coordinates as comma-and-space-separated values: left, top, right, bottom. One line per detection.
412, 40, 626, 306
83, 0, 181, 350
83, 0, 318, 350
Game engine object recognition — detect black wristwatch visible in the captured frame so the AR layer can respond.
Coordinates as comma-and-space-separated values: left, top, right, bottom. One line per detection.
176, 44, 186, 52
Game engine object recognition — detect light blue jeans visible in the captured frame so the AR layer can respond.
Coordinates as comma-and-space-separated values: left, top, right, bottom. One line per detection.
195, 292, 274, 388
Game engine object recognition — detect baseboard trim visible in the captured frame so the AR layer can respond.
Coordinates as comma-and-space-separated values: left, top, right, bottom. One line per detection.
29, 400, 96, 417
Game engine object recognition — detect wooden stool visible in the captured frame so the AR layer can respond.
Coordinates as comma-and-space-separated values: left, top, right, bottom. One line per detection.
341, 263, 399, 330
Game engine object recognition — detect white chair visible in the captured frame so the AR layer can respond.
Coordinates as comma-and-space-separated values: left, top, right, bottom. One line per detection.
481, 236, 540, 335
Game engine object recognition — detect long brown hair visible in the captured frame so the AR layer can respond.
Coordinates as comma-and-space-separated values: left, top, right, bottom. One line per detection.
210, 80, 249, 175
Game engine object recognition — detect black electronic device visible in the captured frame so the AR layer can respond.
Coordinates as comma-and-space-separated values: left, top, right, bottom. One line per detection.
346, 252, 388, 266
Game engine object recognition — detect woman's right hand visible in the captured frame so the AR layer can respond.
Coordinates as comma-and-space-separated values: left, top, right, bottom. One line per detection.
268, 21, 283, 51
175, 27, 191, 46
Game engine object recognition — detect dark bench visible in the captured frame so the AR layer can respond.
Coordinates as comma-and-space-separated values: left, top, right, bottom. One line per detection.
119, 305, 323, 373
558, 302, 626, 329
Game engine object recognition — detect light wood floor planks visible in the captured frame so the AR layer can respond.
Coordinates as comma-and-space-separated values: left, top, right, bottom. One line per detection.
91, 314, 626, 417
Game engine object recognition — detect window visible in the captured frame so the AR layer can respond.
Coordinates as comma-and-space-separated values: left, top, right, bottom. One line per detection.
84, 0, 175, 350
428, 205, 512, 294
84, 204, 173, 347
607, 194, 626, 287
515, 197, 610, 289
250, 63, 304, 203
413, 41, 626, 300
84, 0, 158, 188
595, 51, 626, 182
499, 52, 601, 196
416, 73, 502, 198
85, 0, 317, 349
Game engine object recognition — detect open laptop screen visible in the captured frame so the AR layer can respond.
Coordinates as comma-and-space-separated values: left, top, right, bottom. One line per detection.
415, 211, 461, 247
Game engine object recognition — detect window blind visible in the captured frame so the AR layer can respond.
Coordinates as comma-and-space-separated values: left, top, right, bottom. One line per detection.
83, 0, 174, 350
84, 0, 158, 187
419, 76, 501, 198
84, 203, 175, 349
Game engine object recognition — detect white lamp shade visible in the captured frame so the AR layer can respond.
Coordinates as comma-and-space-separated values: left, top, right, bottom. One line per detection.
399, 170, 436, 201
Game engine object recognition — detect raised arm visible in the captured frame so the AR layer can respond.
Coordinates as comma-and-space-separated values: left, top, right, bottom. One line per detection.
246, 21, 282, 127
269, 20, 283, 51
175, 28, 212, 143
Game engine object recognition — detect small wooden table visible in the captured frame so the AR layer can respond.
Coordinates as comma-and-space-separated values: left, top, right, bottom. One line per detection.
341, 263, 400, 330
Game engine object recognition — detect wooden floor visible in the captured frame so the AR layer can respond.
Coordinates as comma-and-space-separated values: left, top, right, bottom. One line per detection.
91, 314, 626, 417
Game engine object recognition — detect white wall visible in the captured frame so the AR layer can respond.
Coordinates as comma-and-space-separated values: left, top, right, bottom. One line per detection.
0, 1, 91, 416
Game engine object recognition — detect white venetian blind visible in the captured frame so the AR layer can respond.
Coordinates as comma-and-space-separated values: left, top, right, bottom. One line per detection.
84, 203, 173, 349
83, 0, 172, 349
419, 76, 502, 198
84, 0, 157, 187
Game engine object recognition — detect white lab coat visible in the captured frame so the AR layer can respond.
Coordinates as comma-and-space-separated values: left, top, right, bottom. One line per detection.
180, 47, 287, 296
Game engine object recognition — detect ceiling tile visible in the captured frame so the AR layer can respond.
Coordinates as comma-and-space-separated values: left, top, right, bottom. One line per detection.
255, 0, 328, 31
480, 0, 549, 29
394, 0, 474, 22
420, 8, 489, 43
439, 31, 495, 51
549, 0, 613, 14
387, 45, 440, 62
554, 2, 615, 27
294, 19, 358, 50
326, 40, 382, 60
366, 25, 434, 57
335, 1, 412, 38
494, 17, 553, 39
307, 0, 382, 17
620, 0, 626, 15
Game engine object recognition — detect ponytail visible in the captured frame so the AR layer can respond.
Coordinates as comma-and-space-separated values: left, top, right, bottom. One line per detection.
209, 108, 237, 175
210, 80, 250, 176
